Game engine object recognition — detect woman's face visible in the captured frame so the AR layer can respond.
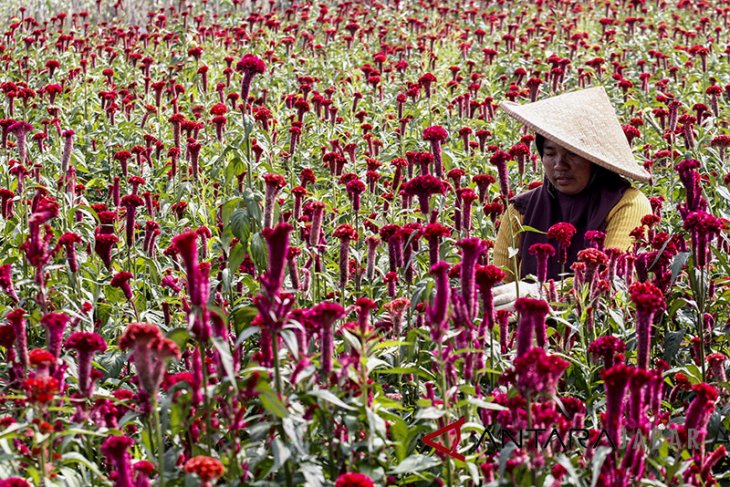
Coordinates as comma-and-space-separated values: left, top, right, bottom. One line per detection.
541, 139, 594, 195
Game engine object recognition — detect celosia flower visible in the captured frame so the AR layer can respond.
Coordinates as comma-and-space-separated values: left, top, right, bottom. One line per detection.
505, 347, 569, 400
65, 331, 107, 398
120, 194, 144, 247
383, 297, 410, 337
628, 281, 665, 369
427, 261, 451, 343
0, 264, 19, 303
263, 173, 286, 228
309, 201, 326, 248
236, 54, 266, 109
119, 323, 180, 400
422, 221, 451, 266
547, 222, 577, 265
683, 210, 723, 268
333, 224, 358, 288
29, 348, 55, 377
346, 179, 366, 213
403, 175, 445, 214
58, 232, 83, 273
23, 375, 59, 405
170, 231, 208, 307
453, 237, 484, 321
307, 302, 345, 377
473, 173, 496, 203
61, 129, 75, 173
335, 472, 375, 487
422, 125, 448, 178
577, 248, 608, 285
40, 312, 70, 363
111, 271, 134, 301
101, 436, 134, 487
490, 150, 510, 199
95, 231, 119, 270
602, 363, 635, 448
184, 456, 225, 486
528, 243, 555, 284
587, 336, 626, 369
475, 265, 506, 335
8, 121, 32, 162
514, 297, 550, 357
706, 352, 727, 382
7, 308, 28, 370
682, 383, 719, 454
261, 222, 293, 296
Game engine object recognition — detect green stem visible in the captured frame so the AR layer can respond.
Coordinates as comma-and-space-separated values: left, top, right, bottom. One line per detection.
198, 332, 214, 451
153, 398, 165, 487
698, 267, 707, 382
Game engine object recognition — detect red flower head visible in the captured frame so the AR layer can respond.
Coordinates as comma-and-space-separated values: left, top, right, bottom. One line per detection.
335, 472, 375, 487
587, 335, 626, 370
514, 297, 550, 357
507, 347, 569, 400
185, 455, 225, 483
475, 264, 506, 332
403, 175, 445, 214
236, 54, 267, 75
547, 222, 577, 264
628, 281, 664, 370
111, 271, 134, 301
528, 243, 556, 283
94, 232, 119, 269
23, 376, 59, 404
490, 150, 511, 198
423, 125, 448, 143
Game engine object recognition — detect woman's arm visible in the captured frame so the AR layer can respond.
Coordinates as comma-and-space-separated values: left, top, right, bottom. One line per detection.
603, 187, 653, 251
492, 203, 523, 283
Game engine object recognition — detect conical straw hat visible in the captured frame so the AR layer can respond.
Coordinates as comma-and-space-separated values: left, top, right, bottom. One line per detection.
500, 86, 651, 183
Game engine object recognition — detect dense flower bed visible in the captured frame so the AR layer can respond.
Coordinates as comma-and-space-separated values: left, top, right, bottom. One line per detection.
0, 0, 728, 485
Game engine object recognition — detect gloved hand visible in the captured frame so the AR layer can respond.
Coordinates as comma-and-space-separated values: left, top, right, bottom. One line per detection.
492, 280, 544, 313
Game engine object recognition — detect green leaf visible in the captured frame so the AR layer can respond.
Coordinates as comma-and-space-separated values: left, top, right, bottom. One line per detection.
520, 225, 547, 235
229, 241, 246, 275
166, 328, 191, 350
590, 446, 612, 487
250, 232, 268, 273
390, 454, 441, 474
465, 397, 508, 411
211, 336, 238, 391
670, 251, 690, 286
415, 407, 446, 420
664, 330, 685, 362
229, 208, 250, 243
309, 389, 356, 411
234, 324, 260, 348
271, 437, 291, 469
258, 387, 288, 418
300, 463, 325, 487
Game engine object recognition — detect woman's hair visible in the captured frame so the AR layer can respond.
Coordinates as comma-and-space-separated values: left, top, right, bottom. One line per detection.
535, 133, 545, 157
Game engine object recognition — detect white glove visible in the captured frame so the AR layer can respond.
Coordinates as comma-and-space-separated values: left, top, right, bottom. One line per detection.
492, 280, 543, 313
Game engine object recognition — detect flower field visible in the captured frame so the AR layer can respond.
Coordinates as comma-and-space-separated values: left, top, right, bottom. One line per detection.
1, 0, 730, 485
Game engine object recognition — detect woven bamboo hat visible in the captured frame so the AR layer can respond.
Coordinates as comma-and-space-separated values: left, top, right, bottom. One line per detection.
500, 86, 651, 183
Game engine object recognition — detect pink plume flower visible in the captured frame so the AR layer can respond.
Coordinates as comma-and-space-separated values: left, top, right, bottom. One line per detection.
101, 436, 135, 487
307, 302, 345, 377
514, 297, 550, 357
422, 126, 448, 178
628, 281, 665, 369
65, 331, 107, 397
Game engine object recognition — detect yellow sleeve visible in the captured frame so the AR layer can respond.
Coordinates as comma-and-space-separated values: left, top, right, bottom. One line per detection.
492, 203, 523, 283
604, 187, 653, 251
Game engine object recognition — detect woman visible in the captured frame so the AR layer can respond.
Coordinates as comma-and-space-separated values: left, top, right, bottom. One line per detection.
491, 86, 653, 311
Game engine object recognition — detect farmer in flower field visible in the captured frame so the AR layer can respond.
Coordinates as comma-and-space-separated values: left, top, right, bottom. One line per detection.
492, 86, 653, 311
